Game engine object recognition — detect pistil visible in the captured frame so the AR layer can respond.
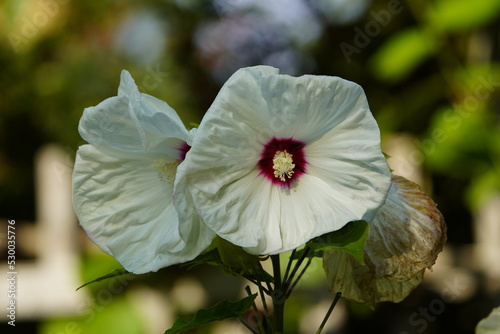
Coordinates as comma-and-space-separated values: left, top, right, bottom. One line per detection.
273, 150, 295, 182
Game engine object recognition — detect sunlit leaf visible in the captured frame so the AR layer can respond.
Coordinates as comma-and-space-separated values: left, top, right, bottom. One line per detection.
427, 0, 500, 33
424, 105, 493, 175
307, 220, 369, 265
41, 295, 146, 334
370, 28, 435, 83
164, 294, 258, 334
466, 170, 500, 211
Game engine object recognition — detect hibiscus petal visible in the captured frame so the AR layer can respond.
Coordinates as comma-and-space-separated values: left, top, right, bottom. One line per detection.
366, 175, 447, 281
258, 72, 377, 144
181, 167, 282, 252
208, 66, 381, 147
78, 95, 141, 151
79, 70, 189, 154
476, 307, 500, 334
276, 174, 374, 254
306, 107, 392, 222
73, 145, 212, 274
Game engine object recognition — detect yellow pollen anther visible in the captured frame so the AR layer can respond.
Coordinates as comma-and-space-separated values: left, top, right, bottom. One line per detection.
152, 159, 180, 184
273, 150, 295, 182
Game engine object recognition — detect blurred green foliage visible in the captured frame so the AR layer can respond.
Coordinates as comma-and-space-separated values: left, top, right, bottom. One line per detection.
1, 0, 499, 333
40, 295, 147, 334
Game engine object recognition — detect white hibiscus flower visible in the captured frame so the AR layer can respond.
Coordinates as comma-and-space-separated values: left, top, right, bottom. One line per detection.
72, 70, 215, 274
178, 66, 392, 255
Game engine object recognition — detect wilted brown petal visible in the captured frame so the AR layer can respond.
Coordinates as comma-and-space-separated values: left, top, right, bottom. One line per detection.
323, 174, 446, 307
365, 175, 447, 281
323, 250, 424, 308
476, 307, 500, 334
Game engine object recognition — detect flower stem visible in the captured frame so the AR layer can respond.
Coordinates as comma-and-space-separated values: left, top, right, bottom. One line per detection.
255, 274, 272, 333
239, 316, 259, 334
285, 256, 313, 299
271, 254, 284, 334
283, 246, 311, 288
245, 286, 266, 334
316, 292, 342, 334
282, 249, 296, 283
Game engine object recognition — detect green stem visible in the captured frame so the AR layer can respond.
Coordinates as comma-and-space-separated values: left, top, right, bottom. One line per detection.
316, 292, 342, 334
283, 246, 311, 288
285, 256, 313, 299
282, 249, 296, 283
271, 254, 284, 334
245, 286, 266, 334
239, 316, 258, 334
243, 275, 270, 295
255, 273, 272, 334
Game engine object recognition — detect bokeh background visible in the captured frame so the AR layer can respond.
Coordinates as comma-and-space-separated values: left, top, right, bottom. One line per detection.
1, 0, 500, 333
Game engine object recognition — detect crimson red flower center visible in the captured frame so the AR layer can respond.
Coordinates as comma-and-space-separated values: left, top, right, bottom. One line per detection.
258, 137, 307, 186
177, 142, 191, 161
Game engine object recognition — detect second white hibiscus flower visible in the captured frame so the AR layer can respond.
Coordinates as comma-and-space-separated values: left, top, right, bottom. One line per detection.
73, 70, 215, 274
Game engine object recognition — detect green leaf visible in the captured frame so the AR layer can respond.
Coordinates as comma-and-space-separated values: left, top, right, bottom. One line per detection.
181, 248, 222, 270
427, 0, 500, 33
290, 247, 323, 260
76, 268, 130, 291
164, 294, 258, 334
370, 28, 435, 83
307, 220, 369, 265
216, 237, 264, 276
